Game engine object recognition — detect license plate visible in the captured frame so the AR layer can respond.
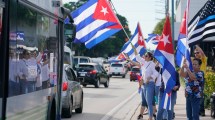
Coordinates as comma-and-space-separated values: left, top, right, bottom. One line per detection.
80, 73, 85, 76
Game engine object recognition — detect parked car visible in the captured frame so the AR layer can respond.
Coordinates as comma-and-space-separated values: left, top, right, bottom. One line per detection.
130, 66, 140, 81
109, 62, 127, 78
77, 63, 109, 88
61, 64, 83, 118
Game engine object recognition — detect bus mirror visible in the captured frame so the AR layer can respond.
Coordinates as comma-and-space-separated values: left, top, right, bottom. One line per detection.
61, 7, 74, 23
64, 24, 76, 42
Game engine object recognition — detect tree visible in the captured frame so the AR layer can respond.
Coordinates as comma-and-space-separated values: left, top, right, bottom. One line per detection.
152, 18, 165, 34
152, 17, 174, 35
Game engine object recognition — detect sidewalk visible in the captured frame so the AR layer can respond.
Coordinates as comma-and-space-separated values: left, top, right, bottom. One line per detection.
130, 87, 213, 120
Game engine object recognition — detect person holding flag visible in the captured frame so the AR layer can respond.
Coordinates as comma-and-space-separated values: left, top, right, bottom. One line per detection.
193, 44, 207, 116
125, 50, 158, 120
179, 58, 204, 120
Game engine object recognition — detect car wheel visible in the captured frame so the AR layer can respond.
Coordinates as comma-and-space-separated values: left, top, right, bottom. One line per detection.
64, 97, 73, 118
83, 84, 87, 87
95, 79, 100, 88
122, 75, 125, 78
104, 79, 109, 88
75, 95, 83, 113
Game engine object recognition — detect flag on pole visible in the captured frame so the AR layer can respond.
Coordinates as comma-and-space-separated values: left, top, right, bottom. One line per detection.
146, 34, 159, 45
176, 0, 193, 70
188, 0, 215, 46
70, 0, 122, 48
154, 15, 176, 110
85, 23, 122, 49
115, 52, 126, 61
121, 23, 146, 61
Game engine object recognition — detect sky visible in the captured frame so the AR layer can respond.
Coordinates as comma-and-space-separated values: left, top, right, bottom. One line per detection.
62, 0, 172, 38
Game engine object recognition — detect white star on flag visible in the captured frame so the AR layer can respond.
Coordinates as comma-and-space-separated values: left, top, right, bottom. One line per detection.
139, 36, 143, 42
161, 34, 170, 46
100, 6, 109, 16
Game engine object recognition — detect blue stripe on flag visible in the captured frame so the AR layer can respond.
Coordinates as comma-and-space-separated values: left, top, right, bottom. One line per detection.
71, 0, 97, 18
75, 22, 116, 43
154, 50, 176, 93
198, 15, 215, 26
85, 29, 120, 48
176, 34, 193, 70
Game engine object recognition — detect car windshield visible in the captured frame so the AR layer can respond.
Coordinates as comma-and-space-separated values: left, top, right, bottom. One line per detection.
79, 65, 94, 69
132, 68, 140, 72
111, 64, 122, 67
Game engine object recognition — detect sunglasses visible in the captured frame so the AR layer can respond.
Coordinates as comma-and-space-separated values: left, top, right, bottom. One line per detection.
145, 55, 149, 57
194, 52, 200, 55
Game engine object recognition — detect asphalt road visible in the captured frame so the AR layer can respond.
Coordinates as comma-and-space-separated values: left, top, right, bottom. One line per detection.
62, 73, 141, 120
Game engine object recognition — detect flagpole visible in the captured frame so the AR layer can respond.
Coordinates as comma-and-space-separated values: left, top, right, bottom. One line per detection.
109, 0, 138, 56
171, 0, 175, 49
109, 0, 130, 40
185, 0, 190, 58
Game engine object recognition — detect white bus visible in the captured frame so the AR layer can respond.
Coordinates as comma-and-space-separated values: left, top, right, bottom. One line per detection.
0, 0, 75, 119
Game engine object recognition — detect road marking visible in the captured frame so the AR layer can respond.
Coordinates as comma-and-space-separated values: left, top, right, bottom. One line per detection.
101, 91, 138, 120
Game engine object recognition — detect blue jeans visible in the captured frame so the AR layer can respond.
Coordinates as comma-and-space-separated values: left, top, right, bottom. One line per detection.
155, 86, 160, 104
9, 81, 20, 96
200, 94, 205, 113
156, 91, 177, 120
141, 87, 148, 107
186, 95, 200, 120
27, 81, 36, 93
143, 82, 155, 118
20, 79, 27, 94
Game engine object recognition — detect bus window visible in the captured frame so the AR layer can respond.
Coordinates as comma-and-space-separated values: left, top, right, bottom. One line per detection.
6, 2, 59, 119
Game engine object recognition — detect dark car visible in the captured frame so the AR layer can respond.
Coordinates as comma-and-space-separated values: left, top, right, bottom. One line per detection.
62, 64, 83, 118
77, 63, 109, 88
130, 66, 140, 81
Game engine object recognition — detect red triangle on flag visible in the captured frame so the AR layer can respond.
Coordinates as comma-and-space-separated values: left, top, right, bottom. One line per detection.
93, 0, 119, 23
180, 10, 187, 35
137, 23, 146, 47
156, 16, 174, 54
118, 53, 125, 60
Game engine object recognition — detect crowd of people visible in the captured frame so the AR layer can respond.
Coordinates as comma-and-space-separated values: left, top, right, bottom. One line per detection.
8, 48, 55, 96
125, 45, 207, 120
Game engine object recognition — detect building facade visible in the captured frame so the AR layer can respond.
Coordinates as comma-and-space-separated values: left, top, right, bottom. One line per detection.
174, 0, 215, 67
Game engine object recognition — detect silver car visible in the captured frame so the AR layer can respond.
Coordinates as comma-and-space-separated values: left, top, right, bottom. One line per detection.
61, 64, 83, 118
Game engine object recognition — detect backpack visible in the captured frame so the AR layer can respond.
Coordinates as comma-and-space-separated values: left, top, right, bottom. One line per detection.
25, 59, 38, 79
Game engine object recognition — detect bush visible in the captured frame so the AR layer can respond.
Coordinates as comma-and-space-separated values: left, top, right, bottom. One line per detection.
204, 72, 215, 108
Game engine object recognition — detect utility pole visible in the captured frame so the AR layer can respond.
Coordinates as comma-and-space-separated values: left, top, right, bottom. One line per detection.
166, 0, 169, 15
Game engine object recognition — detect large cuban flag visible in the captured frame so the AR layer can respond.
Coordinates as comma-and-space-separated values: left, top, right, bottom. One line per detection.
120, 23, 147, 61
69, 0, 122, 49
154, 15, 176, 110
176, 0, 193, 70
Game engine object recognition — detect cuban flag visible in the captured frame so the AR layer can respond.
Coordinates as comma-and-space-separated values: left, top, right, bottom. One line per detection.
176, 0, 193, 70
70, 0, 122, 48
115, 52, 126, 61
146, 34, 159, 45
121, 23, 146, 61
154, 15, 176, 110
